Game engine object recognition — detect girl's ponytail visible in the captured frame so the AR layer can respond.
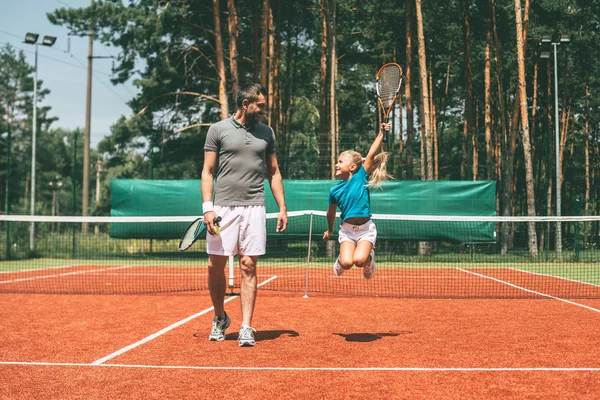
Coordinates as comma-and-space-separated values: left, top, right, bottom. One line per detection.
367, 152, 392, 188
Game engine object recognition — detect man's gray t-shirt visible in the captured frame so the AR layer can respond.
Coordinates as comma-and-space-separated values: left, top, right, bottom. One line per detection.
204, 115, 276, 206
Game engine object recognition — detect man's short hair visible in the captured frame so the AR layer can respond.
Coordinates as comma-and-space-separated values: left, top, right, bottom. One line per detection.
237, 83, 267, 108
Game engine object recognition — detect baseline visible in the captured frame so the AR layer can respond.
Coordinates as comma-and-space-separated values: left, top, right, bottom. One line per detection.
2, 361, 600, 372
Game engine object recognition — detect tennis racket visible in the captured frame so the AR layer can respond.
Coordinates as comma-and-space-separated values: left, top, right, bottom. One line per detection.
178, 216, 221, 252
178, 214, 241, 252
376, 63, 403, 143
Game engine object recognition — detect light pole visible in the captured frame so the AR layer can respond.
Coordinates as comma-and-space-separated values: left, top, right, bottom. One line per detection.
2, 127, 9, 215
24, 33, 57, 251
49, 175, 63, 233
49, 175, 63, 216
2, 126, 10, 259
540, 34, 570, 259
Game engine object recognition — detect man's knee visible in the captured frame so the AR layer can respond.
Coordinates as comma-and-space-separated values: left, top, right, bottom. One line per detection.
239, 256, 257, 275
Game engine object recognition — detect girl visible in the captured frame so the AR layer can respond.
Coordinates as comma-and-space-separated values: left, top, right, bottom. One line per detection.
323, 123, 391, 279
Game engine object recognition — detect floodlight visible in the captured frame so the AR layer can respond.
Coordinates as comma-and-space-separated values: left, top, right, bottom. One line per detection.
540, 35, 552, 44
540, 51, 551, 59
560, 35, 571, 43
42, 36, 57, 46
24, 33, 39, 44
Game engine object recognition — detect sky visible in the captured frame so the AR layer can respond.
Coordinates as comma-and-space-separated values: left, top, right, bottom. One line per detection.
0, 0, 139, 148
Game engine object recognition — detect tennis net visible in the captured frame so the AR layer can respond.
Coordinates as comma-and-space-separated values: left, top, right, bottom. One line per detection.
0, 212, 599, 298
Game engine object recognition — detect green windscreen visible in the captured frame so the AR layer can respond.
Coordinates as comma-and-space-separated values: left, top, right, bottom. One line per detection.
110, 179, 496, 242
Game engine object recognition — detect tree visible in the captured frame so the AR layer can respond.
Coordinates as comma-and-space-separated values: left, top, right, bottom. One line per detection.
213, 0, 229, 119
40, 0, 600, 238
318, 0, 330, 178
415, 0, 432, 180
404, 0, 414, 180
514, 0, 537, 257
462, 0, 474, 180
0, 44, 57, 215
227, 0, 240, 103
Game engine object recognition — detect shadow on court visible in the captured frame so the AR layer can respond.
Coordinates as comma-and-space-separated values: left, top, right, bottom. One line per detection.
333, 332, 408, 342
193, 329, 299, 341
221, 329, 300, 342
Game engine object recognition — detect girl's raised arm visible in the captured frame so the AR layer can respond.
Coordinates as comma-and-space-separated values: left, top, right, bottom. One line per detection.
364, 123, 390, 174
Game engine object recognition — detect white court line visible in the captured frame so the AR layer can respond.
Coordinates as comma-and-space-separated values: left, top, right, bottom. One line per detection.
0, 266, 133, 285
457, 268, 600, 313
328, 275, 473, 280
0, 264, 83, 274
510, 267, 600, 288
80, 273, 209, 277
1, 361, 599, 371
92, 275, 279, 365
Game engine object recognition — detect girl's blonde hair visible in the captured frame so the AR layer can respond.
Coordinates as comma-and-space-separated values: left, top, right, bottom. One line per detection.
341, 150, 392, 188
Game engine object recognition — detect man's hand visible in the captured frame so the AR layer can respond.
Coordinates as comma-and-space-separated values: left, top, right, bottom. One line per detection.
322, 230, 332, 241
276, 211, 288, 232
203, 211, 220, 235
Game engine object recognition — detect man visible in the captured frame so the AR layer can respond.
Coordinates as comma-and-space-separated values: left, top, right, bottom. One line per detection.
201, 82, 288, 347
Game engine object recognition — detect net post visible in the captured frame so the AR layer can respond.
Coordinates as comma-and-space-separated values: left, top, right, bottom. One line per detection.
574, 199, 580, 260
303, 212, 313, 298
228, 254, 235, 292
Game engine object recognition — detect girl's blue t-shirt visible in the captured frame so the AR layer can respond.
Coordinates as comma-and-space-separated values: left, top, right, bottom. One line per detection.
328, 166, 371, 222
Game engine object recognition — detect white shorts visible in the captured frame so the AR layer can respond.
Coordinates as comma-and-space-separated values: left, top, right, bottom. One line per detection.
206, 205, 266, 256
338, 220, 377, 246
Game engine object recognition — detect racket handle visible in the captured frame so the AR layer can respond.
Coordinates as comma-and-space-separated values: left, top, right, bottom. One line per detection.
382, 117, 389, 143
214, 216, 222, 235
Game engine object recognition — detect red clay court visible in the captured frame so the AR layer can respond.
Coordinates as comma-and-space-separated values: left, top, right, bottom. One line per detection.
1, 264, 600, 399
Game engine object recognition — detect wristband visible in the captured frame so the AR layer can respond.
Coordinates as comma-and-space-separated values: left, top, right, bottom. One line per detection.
202, 201, 214, 214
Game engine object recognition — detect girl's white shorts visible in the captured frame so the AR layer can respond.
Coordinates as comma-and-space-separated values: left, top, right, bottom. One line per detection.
338, 219, 377, 246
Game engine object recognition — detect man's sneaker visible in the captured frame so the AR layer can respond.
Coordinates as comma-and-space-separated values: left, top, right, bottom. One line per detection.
364, 249, 376, 279
238, 325, 257, 347
333, 257, 344, 276
208, 312, 231, 341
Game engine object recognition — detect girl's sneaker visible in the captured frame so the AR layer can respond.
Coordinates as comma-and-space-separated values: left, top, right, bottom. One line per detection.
333, 257, 344, 276
363, 250, 376, 279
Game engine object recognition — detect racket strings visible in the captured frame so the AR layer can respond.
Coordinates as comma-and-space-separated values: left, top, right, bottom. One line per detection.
377, 66, 402, 108
180, 221, 201, 249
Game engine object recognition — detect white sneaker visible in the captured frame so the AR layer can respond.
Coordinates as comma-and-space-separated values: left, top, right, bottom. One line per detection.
208, 312, 231, 341
238, 325, 256, 347
333, 257, 344, 276
364, 249, 376, 279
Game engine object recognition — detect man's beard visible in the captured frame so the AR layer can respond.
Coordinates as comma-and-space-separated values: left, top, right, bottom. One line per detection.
247, 112, 263, 125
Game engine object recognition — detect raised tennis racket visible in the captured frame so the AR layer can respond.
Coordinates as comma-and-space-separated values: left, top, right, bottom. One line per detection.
376, 63, 403, 143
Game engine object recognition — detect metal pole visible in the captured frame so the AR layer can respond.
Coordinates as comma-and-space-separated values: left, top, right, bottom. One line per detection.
544, 119, 550, 261
309, 135, 313, 179
149, 132, 154, 253
5, 124, 10, 259
72, 130, 77, 257
303, 213, 313, 298
29, 44, 38, 251
553, 43, 562, 259
95, 157, 101, 235
4, 125, 10, 214
150, 131, 154, 180
82, 0, 94, 234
